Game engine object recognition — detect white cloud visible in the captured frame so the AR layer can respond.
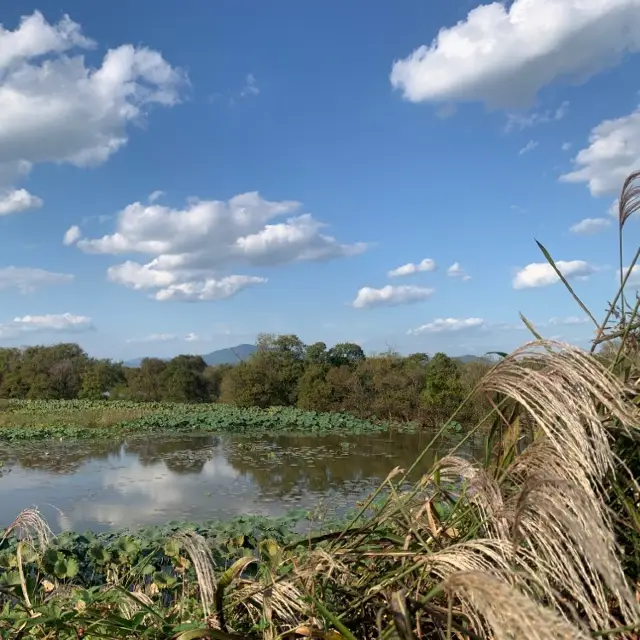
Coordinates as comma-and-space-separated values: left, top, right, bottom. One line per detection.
513, 260, 595, 289
390, 0, 640, 109
408, 317, 485, 335
447, 262, 471, 281
128, 329, 227, 344
505, 101, 569, 132
352, 285, 434, 309
0, 312, 92, 340
240, 73, 259, 97
0, 11, 185, 188
150, 275, 267, 302
608, 199, 620, 218
63, 225, 82, 245
547, 316, 589, 326
518, 140, 538, 155
75, 192, 366, 302
11, 313, 92, 332
387, 258, 436, 277
126, 333, 177, 343
0, 266, 73, 293
0, 189, 42, 215
619, 265, 640, 287
569, 217, 611, 235
562, 142, 572, 151
148, 190, 165, 203
560, 105, 640, 195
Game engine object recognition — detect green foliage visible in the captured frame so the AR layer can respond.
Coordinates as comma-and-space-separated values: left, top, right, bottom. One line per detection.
421, 352, 466, 422
0, 512, 308, 638
0, 336, 492, 426
327, 342, 365, 367
0, 400, 403, 441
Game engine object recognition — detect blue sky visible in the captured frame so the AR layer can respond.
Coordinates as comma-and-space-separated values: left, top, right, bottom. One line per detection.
1, 0, 639, 360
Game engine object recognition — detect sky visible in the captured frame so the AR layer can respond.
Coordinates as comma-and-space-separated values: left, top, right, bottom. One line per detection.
1, 0, 640, 361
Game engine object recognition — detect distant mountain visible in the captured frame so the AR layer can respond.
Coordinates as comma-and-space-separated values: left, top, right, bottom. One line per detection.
123, 343, 257, 368
123, 357, 146, 367
124, 347, 484, 368
455, 354, 489, 364
202, 343, 257, 365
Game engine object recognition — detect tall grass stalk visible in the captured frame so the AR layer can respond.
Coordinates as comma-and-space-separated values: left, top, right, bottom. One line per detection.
3, 172, 640, 638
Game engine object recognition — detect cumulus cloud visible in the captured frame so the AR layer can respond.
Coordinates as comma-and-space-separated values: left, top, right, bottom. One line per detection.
127, 331, 215, 343
0, 266, 73, 293
240, 73, 260, 97
547, 316, 590, 325
619, 266, 640, 287
126, 333, 177, 343
0, 313, 92, 340
408, 317, 485, 335
562, 142, 572, 151
0, 11, 185, 188
12, 313, 92, 332
505, 102, 569, 132
387, 258, 436, 277
561, 105, 640, 195
352, 285, 434, 309
518, 140, 538, 155
0, 189, 42, 215
63, 225, 82, 245
148, 190, 165, 204
149, 275, 267, 302
569, 217, 611, 235
390, 0, 640, 109
447, 262, 471, 281
513, 260, 595, 289
75, 192, 366, 302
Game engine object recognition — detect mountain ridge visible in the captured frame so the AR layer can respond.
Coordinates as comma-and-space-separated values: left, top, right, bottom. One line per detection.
123, 345, 487, 367
123, 343, 257, 367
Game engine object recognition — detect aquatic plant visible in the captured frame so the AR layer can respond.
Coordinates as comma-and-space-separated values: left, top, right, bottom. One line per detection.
1, 171, 640, 638
0, 401, 416, 442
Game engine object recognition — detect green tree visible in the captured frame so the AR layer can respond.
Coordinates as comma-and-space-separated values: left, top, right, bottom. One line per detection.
220, 361, 271, 407
126, 358, 168, 401
305, 342, 328, 365
162, 355, 209, 403
421, 352, 466, 424
297, 363, 334, 411
328, 342, 365, 367
20, 344, 88, 399
203, 364, 233, 401
0, 348, 27, 398
80, 359, 126, 399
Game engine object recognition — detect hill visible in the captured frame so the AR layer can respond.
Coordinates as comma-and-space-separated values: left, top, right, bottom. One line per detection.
202, 343, 257, 365
455, 354, 489, 364
124, 344, 257, 368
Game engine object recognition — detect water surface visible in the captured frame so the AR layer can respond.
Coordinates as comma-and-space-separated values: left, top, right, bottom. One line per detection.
0, 432, 481, 532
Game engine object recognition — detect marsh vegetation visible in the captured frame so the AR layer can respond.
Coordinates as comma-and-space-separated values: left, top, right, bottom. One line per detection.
1, 173, 640, 639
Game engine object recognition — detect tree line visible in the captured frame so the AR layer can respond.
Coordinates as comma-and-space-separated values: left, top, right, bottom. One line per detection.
0, 335, 495, 424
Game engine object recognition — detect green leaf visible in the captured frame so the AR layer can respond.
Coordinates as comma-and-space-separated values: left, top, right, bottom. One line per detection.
164, 539, 181, 558
65, 557, 79, 579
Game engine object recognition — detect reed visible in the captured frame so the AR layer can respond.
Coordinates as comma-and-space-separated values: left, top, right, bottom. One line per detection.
2, 172, 640, 638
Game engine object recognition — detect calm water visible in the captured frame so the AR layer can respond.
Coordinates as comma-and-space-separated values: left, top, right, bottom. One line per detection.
0, 432, 481, 532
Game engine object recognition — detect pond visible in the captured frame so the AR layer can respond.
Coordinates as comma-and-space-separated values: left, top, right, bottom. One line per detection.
0, 431, 482, 533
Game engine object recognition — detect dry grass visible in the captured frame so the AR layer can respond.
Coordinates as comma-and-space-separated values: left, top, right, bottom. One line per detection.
1, 353, 639, 639
0, 406, 150, 430
213, 338, 640, 638
2, 346, 640, 638
1, 506, 52, 552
